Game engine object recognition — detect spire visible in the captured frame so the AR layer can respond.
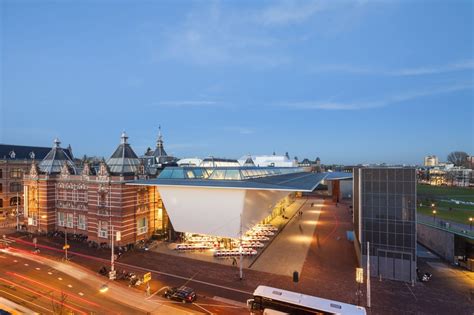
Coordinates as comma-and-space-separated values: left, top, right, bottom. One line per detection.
54, 138, 61, 148
153, 125, 168, 158
156, 125, 163, 148
121, 131, 128, 144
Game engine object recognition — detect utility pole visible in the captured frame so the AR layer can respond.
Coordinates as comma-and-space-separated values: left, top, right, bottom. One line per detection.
366, 241, 371, 308
110, 224, 115, 279
239, 214, 243, 280
64, 227, 68, 261
16, 192, 19, 231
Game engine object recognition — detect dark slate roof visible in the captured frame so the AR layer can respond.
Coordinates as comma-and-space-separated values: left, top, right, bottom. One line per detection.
0, 144, 56, 160
39, 138, 77, 174
106, 132, 141, 175
244, 157, 255, 166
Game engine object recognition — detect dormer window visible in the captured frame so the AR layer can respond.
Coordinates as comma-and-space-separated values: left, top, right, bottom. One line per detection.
9, 151, 16, 159
29, 151, 35, 159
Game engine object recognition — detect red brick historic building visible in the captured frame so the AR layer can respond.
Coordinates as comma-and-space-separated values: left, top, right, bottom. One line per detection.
23, 132, 172, 246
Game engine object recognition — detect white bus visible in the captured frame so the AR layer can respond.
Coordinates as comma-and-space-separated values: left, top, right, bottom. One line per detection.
247, 286, 367, 315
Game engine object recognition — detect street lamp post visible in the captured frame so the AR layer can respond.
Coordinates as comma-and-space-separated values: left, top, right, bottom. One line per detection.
16, 192, 20, 231
469, 217, 473, 231
432, 210, 437, 222
64, 227, 68, 261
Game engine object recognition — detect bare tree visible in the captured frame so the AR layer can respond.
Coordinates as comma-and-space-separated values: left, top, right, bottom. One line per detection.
447, 151, 468, 167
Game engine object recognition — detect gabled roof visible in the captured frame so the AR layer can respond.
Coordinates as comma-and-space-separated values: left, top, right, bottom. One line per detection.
39, 138, 77, 174
244, 157, 255, 166
0, 144, 58, 160
106, 132, 141, 176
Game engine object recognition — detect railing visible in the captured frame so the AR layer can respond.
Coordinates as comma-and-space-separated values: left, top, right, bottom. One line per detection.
417, 214, 474, 238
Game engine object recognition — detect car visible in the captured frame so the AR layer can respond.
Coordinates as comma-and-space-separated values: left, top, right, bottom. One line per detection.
164, 286, 197, 303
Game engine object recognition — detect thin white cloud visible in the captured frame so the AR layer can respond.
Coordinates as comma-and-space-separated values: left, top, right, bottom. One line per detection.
260, 0, 370, 26
261, 1, 324, 25
153, 101, 219, 107
390, 60, 474, 76
155, 3, 290, 68
281, 83, 474, 110
312, 59, 474, 76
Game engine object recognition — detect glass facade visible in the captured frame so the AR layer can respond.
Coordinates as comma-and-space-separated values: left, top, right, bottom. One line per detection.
357, 168, 416, 282
158, 166, 302, 181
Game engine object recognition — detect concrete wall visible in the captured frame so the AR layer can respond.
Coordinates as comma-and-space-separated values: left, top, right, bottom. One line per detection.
417, 223, 455, 262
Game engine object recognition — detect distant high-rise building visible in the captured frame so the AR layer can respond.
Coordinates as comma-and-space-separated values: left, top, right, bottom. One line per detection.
424, 155, 439, 167
353, 167, 417, 282
467, 156, 474, 169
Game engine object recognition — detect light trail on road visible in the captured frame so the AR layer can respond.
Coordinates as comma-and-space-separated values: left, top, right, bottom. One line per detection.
6, 271, 102, 308
0, 276, 88, 315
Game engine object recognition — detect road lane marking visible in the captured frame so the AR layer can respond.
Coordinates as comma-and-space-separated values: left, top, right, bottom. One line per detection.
0, 289, 53, 314
5, 272, 101, 309
4, 240, 252, 297
193, 302, 213, 314
146, 286, 169, 300
0, 276, 87, 315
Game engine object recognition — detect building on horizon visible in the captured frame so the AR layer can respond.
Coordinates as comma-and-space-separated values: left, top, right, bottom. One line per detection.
141, 127, 178, 175
353, 167, 417, 282
238, 153, 297, 168
424, 155, 439, 167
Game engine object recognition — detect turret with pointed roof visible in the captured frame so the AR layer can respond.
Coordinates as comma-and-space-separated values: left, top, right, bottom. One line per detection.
39, 138, 77, 174
153, 125, 168, 159
106, 132, 141, 176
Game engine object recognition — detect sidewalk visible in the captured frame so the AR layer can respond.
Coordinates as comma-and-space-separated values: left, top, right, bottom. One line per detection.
250, 198, 319, 276
417, 213, 474, 237
0, 247, 194, 315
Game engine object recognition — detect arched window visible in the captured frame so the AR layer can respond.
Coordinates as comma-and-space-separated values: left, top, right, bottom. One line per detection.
10, 182, 22, 193
0, 199, 3, 208
0, 168, 3, 178
10, 197, 21, 206
0, 183, 2, 193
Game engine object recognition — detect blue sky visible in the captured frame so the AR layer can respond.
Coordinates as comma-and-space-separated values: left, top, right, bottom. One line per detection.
1, 0, 473, 165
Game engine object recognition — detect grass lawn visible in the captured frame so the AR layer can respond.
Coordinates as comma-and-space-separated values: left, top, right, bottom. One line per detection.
417, 184, 474, 202
417, 184, 474, 224
418, 206, 473, 225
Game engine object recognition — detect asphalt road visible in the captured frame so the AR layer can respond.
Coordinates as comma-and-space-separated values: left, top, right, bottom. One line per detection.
0, 250, 143, 314
0, 243, 249, 314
